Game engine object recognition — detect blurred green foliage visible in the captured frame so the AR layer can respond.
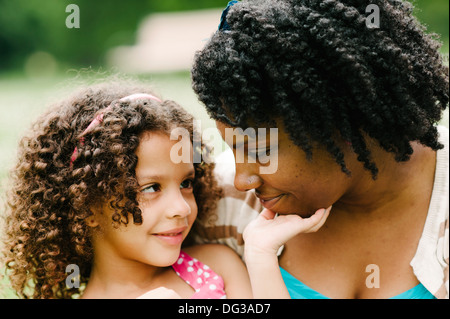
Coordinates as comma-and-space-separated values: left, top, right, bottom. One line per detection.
0, 0, 448, 73
413, 0, 449, 52
0, 0, 228, 72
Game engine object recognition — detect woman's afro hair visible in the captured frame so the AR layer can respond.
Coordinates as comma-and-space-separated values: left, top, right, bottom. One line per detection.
192, 0, 449, 178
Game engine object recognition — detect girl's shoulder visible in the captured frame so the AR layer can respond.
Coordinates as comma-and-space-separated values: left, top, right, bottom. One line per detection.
182, 243, 241, 271
181, 243, 252, 298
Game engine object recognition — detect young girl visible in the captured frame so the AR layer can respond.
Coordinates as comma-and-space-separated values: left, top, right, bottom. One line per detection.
0, 80, 252, 299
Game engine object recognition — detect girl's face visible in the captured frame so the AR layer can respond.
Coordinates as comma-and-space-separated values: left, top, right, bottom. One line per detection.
91, 131, 198, 267
216, 121, 357, 217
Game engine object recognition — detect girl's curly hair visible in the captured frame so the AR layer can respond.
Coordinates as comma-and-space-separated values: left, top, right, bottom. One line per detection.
1, 80, 222, 299
192, 0, 449, 178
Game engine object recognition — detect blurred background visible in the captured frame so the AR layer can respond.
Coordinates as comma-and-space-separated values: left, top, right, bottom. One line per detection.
0, 0, 448, 298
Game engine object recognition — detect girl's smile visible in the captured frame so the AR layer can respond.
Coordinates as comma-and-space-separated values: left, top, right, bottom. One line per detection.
151, 226, 188, 246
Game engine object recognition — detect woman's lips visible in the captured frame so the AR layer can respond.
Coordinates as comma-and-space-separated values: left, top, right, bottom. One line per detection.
257, 194, 284, 210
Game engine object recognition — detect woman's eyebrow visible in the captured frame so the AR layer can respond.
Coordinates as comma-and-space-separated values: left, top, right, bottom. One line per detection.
232, 140, 246, 149
231, 135, 249, 149
232, 135, 272, 149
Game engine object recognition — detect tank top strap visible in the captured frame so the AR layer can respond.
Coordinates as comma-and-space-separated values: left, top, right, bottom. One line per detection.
172, 251, 226, 299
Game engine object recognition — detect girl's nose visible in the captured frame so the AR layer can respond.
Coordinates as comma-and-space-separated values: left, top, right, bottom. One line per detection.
166, 190, 191, 219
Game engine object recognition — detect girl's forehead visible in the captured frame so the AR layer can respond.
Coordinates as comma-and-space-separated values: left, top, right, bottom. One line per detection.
135, 131, 194, 180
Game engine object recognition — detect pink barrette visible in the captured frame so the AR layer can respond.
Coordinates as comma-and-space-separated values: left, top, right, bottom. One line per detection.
69, 93, 162, 168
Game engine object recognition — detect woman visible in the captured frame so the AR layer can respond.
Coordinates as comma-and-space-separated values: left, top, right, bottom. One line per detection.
191, 0, 448, 299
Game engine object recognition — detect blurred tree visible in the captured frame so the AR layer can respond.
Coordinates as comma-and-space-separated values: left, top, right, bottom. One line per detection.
413, 0, 449, 52
0, 0, 228, 72
0, 0, 448, 73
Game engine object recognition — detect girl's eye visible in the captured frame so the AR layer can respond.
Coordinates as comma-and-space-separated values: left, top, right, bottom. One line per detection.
180, 179, 194, 190
141, 184, 161, 193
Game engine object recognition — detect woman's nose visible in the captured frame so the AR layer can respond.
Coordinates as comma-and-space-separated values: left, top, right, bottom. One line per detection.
233, 162, 262, 192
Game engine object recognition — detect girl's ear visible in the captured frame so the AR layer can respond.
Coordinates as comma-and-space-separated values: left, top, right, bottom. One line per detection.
85, 215, 100, 228
85, 205, 102, 228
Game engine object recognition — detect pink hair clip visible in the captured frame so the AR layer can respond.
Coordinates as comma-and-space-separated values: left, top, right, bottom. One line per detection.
69, 93, 162, 168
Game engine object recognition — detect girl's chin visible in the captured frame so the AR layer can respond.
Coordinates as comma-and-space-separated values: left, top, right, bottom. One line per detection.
147, 248, 182, 267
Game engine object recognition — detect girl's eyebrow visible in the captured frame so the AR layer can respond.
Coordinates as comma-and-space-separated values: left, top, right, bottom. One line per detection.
137, 168, 196, 184
185, 169, 196, 177
136, 174, 163, 185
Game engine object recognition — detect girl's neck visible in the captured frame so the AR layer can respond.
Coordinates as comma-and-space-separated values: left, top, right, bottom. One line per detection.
82, 248, 171, 299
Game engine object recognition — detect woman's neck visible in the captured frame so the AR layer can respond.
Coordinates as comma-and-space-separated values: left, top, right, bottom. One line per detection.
336, 141, 436, 217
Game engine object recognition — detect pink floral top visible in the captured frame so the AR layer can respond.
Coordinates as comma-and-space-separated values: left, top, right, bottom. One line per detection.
172, 251, 227, 299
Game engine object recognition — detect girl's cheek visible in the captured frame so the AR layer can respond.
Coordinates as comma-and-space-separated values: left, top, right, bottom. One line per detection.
137, 192, 159, 211
188, 198, 198, 221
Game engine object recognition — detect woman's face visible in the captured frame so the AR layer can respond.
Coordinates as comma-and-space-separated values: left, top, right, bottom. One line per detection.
216, 121, 356, 217
91, 131, 198, 267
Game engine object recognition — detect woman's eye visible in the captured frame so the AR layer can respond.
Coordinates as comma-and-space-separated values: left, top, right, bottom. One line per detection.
141, 184, 161, 193
260, 148, 271, 157
248, 148, 270, 159
247, 149, 258, 159
180, 179, 194, 189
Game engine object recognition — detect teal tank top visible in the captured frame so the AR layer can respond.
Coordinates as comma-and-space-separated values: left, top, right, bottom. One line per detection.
280, 267, 436, 299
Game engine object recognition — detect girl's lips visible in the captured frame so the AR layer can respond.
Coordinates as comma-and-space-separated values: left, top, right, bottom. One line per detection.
153, 233, 184, 245
258, 194, 284, 210
152, 227, 187, 245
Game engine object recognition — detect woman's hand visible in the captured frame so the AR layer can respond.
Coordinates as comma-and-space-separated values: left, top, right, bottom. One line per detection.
136, 287, 182, 299
243, 206, 332, 258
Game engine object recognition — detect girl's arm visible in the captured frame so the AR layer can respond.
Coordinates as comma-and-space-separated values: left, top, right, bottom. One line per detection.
243, 207, 331, 299
136, 287, 182, 299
